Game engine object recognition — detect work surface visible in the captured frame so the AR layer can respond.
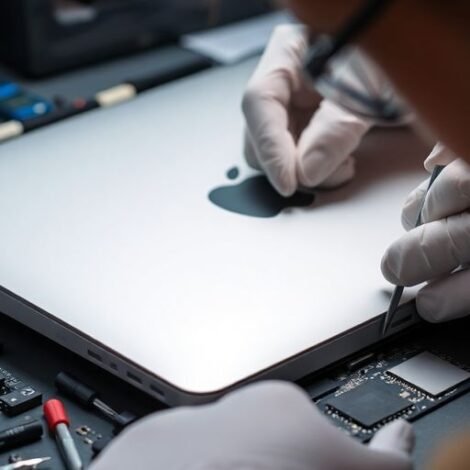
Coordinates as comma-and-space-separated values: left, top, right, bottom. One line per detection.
1, 313, 470, 469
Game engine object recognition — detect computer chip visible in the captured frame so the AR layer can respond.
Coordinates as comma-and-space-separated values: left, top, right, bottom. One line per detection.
387, 352, 470, 397
325, 380, 411, 428
306, 378, 340, 400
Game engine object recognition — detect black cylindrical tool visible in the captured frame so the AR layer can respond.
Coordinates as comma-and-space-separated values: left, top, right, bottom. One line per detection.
55, 373, 137, 429
0, 421, 43, 451
55, 372, 97, 406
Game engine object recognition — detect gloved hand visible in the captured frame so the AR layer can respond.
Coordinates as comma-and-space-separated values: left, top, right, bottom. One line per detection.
382, 143, 470, 323
91, 381, 414, 470
242, 25, 396, 196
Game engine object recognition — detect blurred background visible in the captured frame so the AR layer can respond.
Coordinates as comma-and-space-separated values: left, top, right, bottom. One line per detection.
0, 0, 288, 132
0, 0, 276, 77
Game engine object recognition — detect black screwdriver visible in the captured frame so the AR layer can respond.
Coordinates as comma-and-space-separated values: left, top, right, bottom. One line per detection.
0, 421, 43, 452
55, 372, 137, 430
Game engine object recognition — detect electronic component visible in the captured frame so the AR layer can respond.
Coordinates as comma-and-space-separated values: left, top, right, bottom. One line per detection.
0, 82, 53, 122
0, 371, 7, 387
305, 378, 340, 401
0, 421, 43, 452
325, 380, 411, 427
75, 425, 92, 437
387, 352, 470, 397
91, 437, 112, 457
0, 387, 43, 416
56, 372, 137, 430
314, 348, 470, 442
346, 352, 376, 372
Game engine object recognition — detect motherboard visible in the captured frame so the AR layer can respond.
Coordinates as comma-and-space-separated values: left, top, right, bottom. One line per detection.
306, 343, 470, 442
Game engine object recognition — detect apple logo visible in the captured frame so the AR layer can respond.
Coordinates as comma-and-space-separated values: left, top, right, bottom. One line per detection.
208, 166, 315, 218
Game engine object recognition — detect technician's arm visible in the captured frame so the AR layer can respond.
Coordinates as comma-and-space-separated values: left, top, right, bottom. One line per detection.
382, 144, 470, 322
91, 381, 413, 470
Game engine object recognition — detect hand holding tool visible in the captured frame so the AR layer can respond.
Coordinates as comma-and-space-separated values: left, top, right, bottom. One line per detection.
382, 165, 445, 336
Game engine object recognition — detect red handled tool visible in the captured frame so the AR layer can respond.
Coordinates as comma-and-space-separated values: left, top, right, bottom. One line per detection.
44, 399, 83, 470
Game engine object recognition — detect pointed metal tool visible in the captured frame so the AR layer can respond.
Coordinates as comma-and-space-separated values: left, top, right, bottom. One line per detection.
382, 165, 445, 336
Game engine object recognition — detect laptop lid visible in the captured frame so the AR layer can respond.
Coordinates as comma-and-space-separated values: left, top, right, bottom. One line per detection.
0, 60, 429, 404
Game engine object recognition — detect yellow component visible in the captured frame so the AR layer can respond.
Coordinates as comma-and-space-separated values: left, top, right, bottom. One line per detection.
95, 84, 137, 107
0, 121, 24, 142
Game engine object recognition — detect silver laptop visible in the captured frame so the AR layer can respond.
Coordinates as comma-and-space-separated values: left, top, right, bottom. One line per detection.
0, 59, 429, 405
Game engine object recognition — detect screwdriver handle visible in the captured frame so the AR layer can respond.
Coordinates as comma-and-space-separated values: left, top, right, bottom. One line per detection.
55, 372, 97, 407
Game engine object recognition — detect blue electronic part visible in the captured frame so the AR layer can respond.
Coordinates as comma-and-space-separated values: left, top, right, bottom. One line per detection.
0, 81, 21, 100
0, 81, 54, 121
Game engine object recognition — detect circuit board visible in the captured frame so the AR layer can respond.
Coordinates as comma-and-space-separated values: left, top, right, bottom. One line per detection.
307, 345, 470, 442
0, 363, 114, 468
0, 366, 42, 417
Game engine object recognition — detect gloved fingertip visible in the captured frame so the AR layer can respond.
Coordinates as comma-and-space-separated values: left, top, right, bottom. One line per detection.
401, 197, 420, 232
424, 143, 457, 172
244, 138, 262, 171
271, 24, 308, 45
272, 177, 297, 197
401, 181, 429, 230
269, 154, 299, 197
401, 211, 414, 232
380, 252, 402, 286
417, 269, 470, 324
317, 157, 356, 189
369, 420, 415, 455
416, 289, 447, 324
381, 241, 421, 287
297, 149, 352, 189
296, 151, 325, 188
280, 187, 297, 197
247, 131, 298, 196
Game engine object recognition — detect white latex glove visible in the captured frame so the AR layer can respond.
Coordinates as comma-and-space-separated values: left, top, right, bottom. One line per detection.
382, 143, 470, 323
91, 381, 414, 470
242, 25, 397, 196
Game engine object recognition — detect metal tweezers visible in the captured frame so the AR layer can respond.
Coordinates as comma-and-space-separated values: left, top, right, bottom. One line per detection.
0, 457, 51, 470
